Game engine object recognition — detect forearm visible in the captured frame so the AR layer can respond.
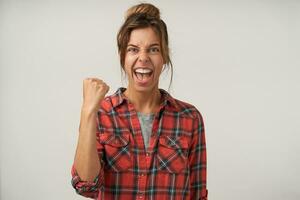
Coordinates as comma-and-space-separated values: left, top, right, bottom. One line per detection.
74, 107, 101, 182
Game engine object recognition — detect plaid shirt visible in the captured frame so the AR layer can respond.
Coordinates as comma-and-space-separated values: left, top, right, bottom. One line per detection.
71, 87, 208, 200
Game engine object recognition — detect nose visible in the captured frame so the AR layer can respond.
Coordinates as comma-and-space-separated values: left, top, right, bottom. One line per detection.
138, 50, 149, 63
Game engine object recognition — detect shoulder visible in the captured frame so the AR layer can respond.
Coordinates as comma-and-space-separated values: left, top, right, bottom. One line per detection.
168, 97, 204, 121
98, 94, 115, 113
97, 87, 126, 113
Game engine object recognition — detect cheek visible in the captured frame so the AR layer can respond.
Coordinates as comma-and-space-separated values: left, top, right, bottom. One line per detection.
125, 52, 139, 62
152, 57, 164, 73
124, 55, 137, 71
124, 56, 136, 77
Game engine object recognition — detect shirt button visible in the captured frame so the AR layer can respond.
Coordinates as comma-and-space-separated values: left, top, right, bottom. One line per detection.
138, 192, 144, 198
146, 153, 150, 157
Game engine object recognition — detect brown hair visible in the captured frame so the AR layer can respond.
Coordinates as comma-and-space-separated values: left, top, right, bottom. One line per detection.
117, 3, 173, 89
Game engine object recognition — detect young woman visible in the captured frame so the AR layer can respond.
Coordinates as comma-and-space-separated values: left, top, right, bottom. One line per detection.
71, 3, 207, 200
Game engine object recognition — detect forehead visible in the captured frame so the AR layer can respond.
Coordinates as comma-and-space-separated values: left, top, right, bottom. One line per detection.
128, 27, 160, 46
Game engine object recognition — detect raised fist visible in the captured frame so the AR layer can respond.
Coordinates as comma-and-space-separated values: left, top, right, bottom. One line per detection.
82, 78, 110, 113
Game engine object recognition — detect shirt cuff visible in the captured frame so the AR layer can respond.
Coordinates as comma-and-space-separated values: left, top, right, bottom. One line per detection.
71, 164, 102, 196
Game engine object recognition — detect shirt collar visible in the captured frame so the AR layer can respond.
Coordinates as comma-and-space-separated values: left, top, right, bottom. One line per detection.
110, 87, 179, 111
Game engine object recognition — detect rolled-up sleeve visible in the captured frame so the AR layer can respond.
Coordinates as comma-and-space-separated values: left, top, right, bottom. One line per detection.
189, 110, 208, 200
71, 164, 104, 199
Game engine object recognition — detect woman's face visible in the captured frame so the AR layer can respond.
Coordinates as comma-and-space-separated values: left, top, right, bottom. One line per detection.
124, 27, 164, 93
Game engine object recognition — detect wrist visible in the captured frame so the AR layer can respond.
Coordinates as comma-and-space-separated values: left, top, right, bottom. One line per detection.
81, 105, 98, 116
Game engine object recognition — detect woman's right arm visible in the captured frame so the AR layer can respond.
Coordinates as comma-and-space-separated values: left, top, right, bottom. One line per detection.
73, 107, 101, 181
73, 78, 109, 182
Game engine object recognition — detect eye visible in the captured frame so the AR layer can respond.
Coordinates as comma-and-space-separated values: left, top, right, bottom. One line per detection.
127, 47, 139, 53
148, 47, 160, 53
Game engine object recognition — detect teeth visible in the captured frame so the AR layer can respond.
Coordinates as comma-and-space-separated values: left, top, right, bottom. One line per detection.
135, 68, 152, 74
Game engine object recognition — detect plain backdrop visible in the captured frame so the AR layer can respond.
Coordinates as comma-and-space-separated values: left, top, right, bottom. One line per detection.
0, 0, 299, 199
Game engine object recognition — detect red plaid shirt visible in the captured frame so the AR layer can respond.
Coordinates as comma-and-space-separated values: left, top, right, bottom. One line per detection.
71, 87, 208, 200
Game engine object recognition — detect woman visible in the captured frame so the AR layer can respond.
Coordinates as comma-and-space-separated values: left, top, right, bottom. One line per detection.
71, 3, 208, 200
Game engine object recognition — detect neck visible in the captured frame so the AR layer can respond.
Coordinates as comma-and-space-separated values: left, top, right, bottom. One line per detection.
124, 86, 161, 114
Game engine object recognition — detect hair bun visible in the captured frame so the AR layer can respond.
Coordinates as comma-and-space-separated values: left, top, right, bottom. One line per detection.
125, 3, 160, 20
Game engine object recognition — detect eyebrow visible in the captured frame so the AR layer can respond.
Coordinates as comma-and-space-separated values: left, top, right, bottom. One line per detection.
127, 43, 160, 48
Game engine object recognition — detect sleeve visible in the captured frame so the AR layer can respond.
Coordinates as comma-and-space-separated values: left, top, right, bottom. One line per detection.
71, 163, 104, 199
188, 110, 208, 200
70, 111, 105, 199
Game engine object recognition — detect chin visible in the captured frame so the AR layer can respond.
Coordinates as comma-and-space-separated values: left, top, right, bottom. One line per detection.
133, 84, 157, 93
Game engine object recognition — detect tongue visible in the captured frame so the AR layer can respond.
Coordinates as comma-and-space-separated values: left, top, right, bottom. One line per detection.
136, 72, 151, 81
136, 72, 144, 80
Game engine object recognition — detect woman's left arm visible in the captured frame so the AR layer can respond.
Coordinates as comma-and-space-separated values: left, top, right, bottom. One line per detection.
188, 110, 208, 200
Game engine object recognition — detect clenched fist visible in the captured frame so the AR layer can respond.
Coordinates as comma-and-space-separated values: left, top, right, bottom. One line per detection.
82, 78, 110, 113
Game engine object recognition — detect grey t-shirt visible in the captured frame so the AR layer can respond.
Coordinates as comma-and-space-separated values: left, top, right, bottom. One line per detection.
137, 112, 155, 150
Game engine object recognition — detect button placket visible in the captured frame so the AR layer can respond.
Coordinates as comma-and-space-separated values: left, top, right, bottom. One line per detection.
137, 171, 146, 199
138, 192, 144, 199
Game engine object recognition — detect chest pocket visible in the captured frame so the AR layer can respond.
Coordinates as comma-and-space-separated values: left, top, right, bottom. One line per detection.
99, 132, 132, 172
156, 135, 189, 174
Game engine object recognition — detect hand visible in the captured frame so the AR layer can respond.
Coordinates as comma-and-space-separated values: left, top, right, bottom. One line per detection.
82, 78, 110, 113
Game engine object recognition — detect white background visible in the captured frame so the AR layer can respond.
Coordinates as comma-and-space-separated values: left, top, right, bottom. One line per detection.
0, 0, 299, 199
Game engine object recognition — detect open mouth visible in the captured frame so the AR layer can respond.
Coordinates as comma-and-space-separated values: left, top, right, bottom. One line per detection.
134, 68, 153, 82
